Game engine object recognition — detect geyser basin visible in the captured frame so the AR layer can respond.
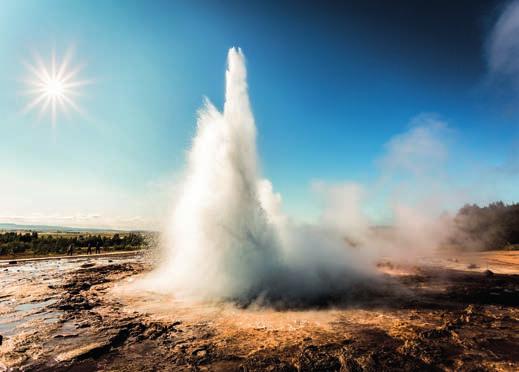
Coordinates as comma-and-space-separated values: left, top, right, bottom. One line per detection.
142, 48, 373, 304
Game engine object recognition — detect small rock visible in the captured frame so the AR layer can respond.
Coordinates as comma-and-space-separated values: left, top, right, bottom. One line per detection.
484, 269, 494, 277
464, 304, 475, 315
0, 334, 3, 345
8, 260, 17, 265
54, 333, 79, 338
76, 321, 91, 329
79, 281, 92, 291
299, 345, 341, 371
340, 356, 363, 372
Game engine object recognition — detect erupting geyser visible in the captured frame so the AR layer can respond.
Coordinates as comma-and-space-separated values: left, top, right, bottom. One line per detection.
146, 48, 371, 304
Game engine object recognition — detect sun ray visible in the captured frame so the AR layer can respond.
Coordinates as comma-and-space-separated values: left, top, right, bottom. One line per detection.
22, 93, 49, 114
60, 64, 84, 83
36, 96, 53, 122
61, 94, 85, 115
52, 97, 57, 128
23, 62, 49, 86
62, 80, 92, 91
56, 48, 75, 81
34, 54, 52, 82
51, 50, 56, 80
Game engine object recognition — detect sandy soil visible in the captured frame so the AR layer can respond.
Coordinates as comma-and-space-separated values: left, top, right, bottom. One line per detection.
0, 251, 518, 371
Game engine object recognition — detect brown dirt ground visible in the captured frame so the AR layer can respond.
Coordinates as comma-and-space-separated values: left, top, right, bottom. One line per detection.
0, 251, 518, 371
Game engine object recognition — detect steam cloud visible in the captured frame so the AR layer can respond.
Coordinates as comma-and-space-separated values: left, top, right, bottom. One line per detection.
142, 48, 480, 305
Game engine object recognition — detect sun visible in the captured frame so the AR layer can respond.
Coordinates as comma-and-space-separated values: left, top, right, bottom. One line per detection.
22, 48, 91, 127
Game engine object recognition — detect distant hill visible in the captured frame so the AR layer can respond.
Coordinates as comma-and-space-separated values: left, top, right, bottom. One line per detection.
0, 223, 123, 233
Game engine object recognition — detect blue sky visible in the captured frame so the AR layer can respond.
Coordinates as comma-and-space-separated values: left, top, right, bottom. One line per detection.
1, 0, 518, 229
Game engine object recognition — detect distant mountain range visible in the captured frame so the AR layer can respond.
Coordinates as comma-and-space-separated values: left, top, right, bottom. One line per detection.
0, 223, 124, 232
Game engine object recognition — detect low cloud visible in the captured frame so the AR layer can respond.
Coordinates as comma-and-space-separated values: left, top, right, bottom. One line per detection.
0, 213, 148, 229
378, 115, 450, 176
487, 0, 519, 85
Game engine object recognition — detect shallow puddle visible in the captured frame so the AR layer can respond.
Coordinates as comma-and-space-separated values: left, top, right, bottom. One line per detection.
14, 298, 56, 312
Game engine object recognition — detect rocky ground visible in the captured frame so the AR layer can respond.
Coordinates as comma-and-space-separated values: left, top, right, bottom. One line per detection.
0, 252, 518, 371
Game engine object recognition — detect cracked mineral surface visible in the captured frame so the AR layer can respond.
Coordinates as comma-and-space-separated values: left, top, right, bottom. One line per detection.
0, 251, 518, 371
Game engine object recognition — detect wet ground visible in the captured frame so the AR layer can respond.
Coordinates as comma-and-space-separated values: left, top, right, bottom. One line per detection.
0, 251, 518, 371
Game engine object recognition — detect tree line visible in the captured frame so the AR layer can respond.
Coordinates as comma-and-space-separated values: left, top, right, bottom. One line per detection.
449, 202, 519, 250
1, 201, 518, 256
0, 232, 149, 256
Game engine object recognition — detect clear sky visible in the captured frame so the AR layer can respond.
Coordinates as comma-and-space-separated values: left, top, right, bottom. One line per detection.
1, 0, 518, 229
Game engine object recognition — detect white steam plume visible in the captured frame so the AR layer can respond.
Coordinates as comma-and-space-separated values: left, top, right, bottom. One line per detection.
144, 48, 371, 303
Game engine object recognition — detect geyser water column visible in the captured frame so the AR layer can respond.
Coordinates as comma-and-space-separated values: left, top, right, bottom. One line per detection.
157, 48, 281, 300
145, 47, 372, 304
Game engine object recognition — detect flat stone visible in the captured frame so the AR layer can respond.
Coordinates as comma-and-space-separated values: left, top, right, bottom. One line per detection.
55, 341, 110, 362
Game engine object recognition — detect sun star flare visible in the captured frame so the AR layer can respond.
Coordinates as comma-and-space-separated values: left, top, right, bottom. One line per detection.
22, 48, 90, 127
